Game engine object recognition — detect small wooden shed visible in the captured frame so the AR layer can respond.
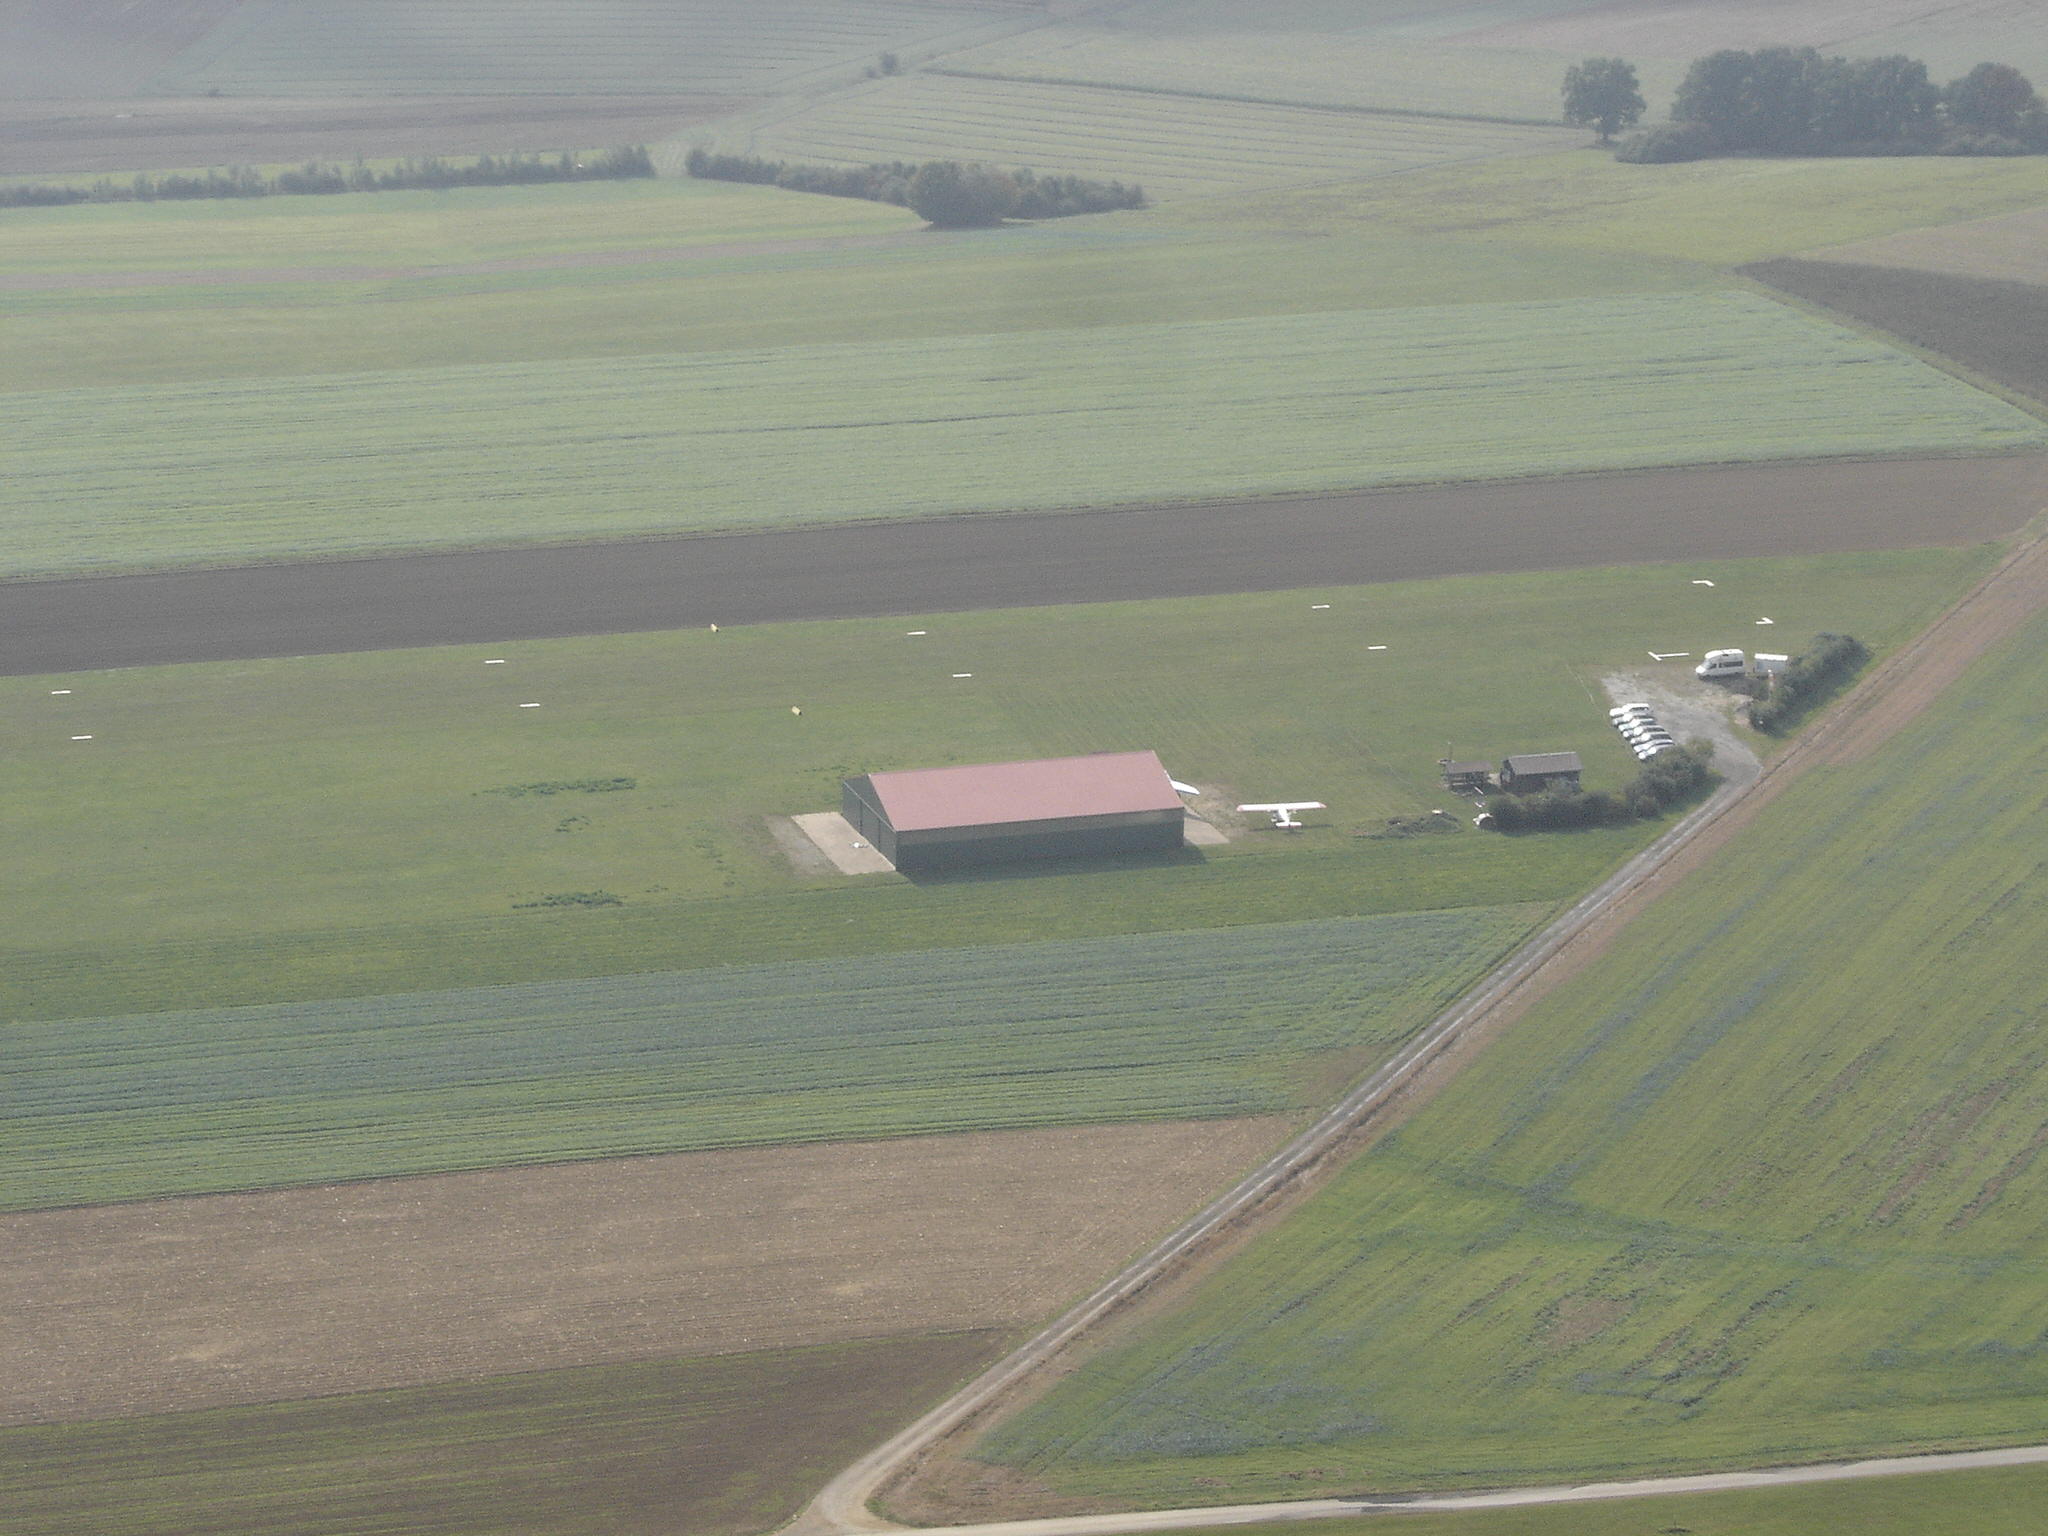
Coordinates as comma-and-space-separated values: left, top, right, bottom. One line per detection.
1499, 751, 1583, 792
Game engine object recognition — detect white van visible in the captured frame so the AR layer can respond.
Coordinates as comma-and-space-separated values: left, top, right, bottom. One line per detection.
1695, 648, 1746, 679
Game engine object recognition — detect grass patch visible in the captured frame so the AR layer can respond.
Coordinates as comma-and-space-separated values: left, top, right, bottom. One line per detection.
0, 551, 1981, 964
8, 293, 2033, 575
0, 1331, 1003, 1536
734, 72, 1576, 200
3, 906, 1534, 1209
976, 600, 2048, 1500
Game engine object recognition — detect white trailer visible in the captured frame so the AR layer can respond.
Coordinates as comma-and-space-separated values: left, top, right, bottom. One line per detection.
1697, 648, 1791, 680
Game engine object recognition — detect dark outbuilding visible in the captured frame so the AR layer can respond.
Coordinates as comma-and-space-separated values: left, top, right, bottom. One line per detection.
1499, 751, 1584, 792
841, 750, 1186, 872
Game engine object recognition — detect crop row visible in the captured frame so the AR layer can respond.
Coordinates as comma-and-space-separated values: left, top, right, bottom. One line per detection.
979, 604, 2048, 1499
9, 291, 2037, 577
743, 74, 1572, 199
1, 906, 1531, 1210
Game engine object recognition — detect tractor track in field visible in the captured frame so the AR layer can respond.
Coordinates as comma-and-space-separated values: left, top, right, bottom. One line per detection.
6, 454, 2045, 676
786, 524, 2048, 1536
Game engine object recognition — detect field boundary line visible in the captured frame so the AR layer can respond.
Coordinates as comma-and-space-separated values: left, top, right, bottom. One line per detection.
786, 524, 2048, 1536
917, 68, 1567, 130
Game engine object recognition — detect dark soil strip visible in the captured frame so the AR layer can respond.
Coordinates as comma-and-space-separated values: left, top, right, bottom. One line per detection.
6, 455, 2044, 677
1744, 259, 2048, 409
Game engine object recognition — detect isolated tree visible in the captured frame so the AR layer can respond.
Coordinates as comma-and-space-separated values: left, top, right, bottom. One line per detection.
1944, 62, 2041, 135
905, 160, 1018, 227
1562, 57, 1645, 142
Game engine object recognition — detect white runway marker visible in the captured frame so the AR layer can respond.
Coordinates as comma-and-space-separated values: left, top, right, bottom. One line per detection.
1311, 604, 1331, 610
906, 630, 927, 636
70, 735, 93, 741
1649, 650, 1692, 660
50, 689, 72, 695
484, 658, 506, 665
1691, 579, 1716, 587
519, 702, 540, 708
952, 672, 974, 678
1756, 616, 1775, 625
1367, 644, 1388, 651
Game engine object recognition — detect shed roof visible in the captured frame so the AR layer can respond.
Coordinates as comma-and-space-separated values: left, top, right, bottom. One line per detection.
1503, 751, 1583, 775
863, 750, 1181, 832
1443, 760, 1493, 776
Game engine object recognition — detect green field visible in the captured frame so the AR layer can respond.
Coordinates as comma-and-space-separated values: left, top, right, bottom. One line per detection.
145, 0, 1029, 96
0, 180, 1722, 395
10, 292, 2033, 576
0, 1331, 1002, 1536
727, 72, 1576, 199
975, 599, 2048, 1501
5, 906, 1534, 1210
1, 552, 1983, 959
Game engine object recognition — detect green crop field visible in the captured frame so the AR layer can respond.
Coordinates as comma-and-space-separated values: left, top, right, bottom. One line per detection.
145, 0, 1030, 97
1, 551, 1981, 960
0, 181, 1718, 395
0, 1331, 1003, 1536
727, 73, 1578, 200
4, 906, 1535, 1210
1162, 1464, 2048, 1536
975, 600, 2048, 1502
10, 292, 2034, 576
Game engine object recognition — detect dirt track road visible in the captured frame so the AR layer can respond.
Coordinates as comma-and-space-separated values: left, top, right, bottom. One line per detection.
789, 525, 2048, 1535
6, 455, 2042, 676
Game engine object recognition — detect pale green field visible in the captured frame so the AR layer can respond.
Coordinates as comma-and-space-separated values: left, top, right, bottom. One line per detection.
725, 72, 1577, 200
5, 906, 1533, 1209
0, 551, 1986, 961
146, 0, 1027, 96
11, 292, 2034, 576
0, 177, 915, 276
978, 600, 2048, 1501
1195, 149, 2048, 264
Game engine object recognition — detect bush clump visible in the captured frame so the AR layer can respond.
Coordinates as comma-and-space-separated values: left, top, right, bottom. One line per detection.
1613, 121, 1718, 162
685, 148, 1143, 222
1748, 633, 1869, 733
1487, 743, 1716, 832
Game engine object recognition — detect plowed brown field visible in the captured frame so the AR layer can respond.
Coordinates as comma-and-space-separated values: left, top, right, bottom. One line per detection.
1814, 206, 2048, 287
2, 1116, 1286, 1425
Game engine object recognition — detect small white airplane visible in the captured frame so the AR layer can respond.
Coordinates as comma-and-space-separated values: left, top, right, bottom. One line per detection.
1237, 800, 1326, 830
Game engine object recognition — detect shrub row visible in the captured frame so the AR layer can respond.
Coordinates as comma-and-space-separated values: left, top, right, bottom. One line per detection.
1748, 633, 1869, 734
1487, 742, 1717, 832
684, 147, 1144, 224
0, 146, 654, 210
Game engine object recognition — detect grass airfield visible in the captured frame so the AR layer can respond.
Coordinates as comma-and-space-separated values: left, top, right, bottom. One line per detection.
11, 3, 2048, 1532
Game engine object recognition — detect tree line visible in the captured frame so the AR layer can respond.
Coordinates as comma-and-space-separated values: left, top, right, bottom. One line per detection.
1562, 51, 2046, 163
1748, 634, 1869, 734
0, 146, 653, 210
684, 147, 1144, 226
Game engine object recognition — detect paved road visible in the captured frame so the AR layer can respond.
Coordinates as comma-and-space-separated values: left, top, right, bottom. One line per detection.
788, 527, 2048, 1536
8, 456, 2043, 676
